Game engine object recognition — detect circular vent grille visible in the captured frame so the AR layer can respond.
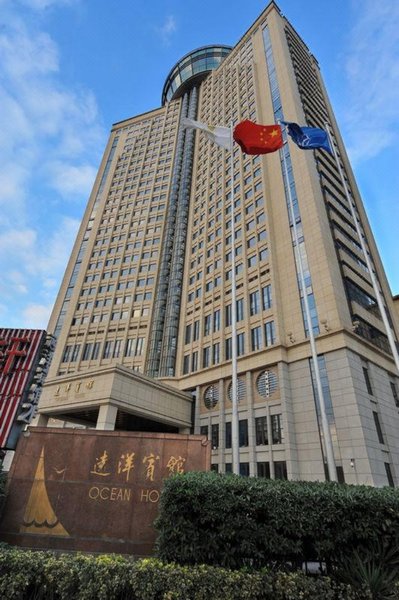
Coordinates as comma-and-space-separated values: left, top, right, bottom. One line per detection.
256, 370, 278, 398
227, 378, 246, 403
203, 385, 219, 409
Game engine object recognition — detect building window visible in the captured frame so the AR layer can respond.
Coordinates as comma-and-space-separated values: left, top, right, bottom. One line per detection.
225, 463, 232, 473
239, 463, 249, 477
200, 425, 208, 437
227, 378, 246, 403
185, 324, 191, 345
113, 339, 122, 358
103, 341, 114, 359
255, 416, 268, 445
249, 290, 260, 316
237, 333, 245, 356
204, 314, 212, 336
390, 381, 399, 407
61, 345, 72, 363
248, 255, 257, 268
225, 337, 232, 360
246, 219, 255, 231
136, 338, 144, 356
259, 248, 268, 262
203, 346, 210, 368
82, 343, 92, 361
193, 320, 200, 341
183, 354, 190, 374
363, 366, 373, 395
385, 463, 395, 487
213, 309, 220, 332
225, 422, 232, 449
211, 424, 219, 449
271, 414, 283, 444
265, 321, 276, 346
191, 351, 198, 372
239, 419, 248, 447
225, 304, 232, 327
336, 465, 345, 484
262, 284, 272, 310
212, 342, 220, 365
274, 461, 287, 480
204, 385, 219, 409
257, 462, 270, 478
125, 338, 136, 357
236, 298, 244, 321
211, 464, 219, 473
256, 370, 278, 397
373, 411, 385, 444
251, 326, 262, 351
92, 342, 101, 360
69, 344, 80, 362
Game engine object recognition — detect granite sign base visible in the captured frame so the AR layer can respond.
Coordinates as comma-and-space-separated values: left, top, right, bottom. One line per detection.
0, 427, 210, 555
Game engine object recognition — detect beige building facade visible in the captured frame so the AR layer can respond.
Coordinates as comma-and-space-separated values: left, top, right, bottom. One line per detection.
40, 2, 399, 486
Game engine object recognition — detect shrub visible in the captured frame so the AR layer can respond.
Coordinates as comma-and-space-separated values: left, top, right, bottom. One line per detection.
155, 471, 399, 569
333, 536, 399, 600
0, 547, 358, 600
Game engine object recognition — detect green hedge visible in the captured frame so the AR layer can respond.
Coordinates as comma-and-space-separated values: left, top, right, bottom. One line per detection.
155, 472, 399, 569
0, 548, 357, 600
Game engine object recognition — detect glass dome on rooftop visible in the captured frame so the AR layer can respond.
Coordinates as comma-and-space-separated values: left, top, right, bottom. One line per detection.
162, 45, 232, 105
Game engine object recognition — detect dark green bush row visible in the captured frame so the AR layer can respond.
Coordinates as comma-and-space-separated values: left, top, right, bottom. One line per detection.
0, 547, 357, 600
155, 472, 399, 569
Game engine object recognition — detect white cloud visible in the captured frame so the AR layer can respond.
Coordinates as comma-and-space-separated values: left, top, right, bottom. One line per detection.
8, 271, 28, 294
17, 0, 77, 10
0, 217, 80, 278
0, 3, 105, 328
22, 303, 54, 329
343, 0, 399, 163
32, 217, 80, 276
157, 15, 177, 45
0, 216, 79, 329
0, 11, 104, 222
47, 162, 97, 198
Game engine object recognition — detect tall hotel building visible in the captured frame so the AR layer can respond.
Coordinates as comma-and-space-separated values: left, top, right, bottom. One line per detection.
38, 2, 399, 487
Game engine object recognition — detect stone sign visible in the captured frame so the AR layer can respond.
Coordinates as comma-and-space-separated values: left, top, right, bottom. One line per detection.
0, 427, 210, 555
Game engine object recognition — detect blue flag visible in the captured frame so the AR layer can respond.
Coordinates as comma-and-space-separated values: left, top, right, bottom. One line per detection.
282, 121, 332, 153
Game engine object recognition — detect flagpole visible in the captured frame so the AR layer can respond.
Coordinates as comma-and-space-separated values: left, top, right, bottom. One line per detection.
280, 126, 337, 482
325, 124, 399, 374
229, 122, 240, 475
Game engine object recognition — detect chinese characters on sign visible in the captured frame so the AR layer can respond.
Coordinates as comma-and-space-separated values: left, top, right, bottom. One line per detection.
0, 429, 211, 556
54, 379, 94, 396
88, 449, 187, 504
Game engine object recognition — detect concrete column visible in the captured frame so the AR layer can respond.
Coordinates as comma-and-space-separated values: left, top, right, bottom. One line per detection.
219, 378, 225, 472
194, 385, 201, 434
278, 362, 299, 479
266, 402, 275, 478
246, 371, 256, 477
96, 404, 118, 430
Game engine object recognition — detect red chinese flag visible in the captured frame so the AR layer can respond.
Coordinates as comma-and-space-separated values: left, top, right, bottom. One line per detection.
233, 120, 283, 154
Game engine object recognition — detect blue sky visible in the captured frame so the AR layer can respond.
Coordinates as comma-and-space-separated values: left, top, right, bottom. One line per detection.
0, 0, 398, 329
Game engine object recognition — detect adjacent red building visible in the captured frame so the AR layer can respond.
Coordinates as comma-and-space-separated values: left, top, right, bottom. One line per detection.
0, 329, 55, 450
